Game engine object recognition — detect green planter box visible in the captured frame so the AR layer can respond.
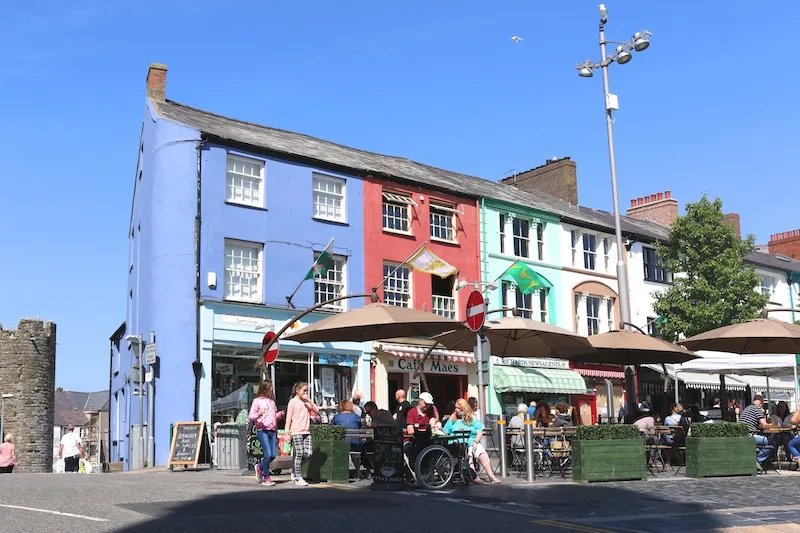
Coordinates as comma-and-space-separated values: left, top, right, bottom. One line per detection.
301, 440, 350, 484
685, 437, 756, 478
572, 439, 646, 483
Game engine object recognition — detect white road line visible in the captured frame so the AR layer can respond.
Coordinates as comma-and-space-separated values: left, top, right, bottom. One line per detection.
0, 504, 109, 522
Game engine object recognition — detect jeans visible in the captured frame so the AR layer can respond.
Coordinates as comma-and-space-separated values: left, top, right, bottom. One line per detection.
256, 430, 277, 475
754, 434, 773, 464
787, 436, 800, 460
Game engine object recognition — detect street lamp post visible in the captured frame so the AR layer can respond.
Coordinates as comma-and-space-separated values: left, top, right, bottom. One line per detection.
1, 393, 13, 441
576, 4, 651, 422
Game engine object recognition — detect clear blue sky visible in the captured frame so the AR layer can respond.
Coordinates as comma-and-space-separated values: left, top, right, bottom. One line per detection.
1, 1, 797, 391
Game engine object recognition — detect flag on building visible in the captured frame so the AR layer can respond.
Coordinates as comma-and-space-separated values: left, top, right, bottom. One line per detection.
304, 238, 335, 280
406, 245, 458, 279
503, 261, 551, 294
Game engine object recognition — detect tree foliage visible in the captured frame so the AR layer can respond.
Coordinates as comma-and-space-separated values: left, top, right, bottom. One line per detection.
652, 195, 768, 341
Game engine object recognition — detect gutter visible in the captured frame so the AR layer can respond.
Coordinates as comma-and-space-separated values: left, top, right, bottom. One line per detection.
193, 141, 204, 421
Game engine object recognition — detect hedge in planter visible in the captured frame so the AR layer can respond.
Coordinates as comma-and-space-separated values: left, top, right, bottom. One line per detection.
572, 425, 647, 483
301, 425, 351, 484
685, 422, 756, 478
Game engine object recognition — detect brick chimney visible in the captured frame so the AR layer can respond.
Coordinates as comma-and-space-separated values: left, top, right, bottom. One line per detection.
768, 229, 800, 260
625, 190, 678, 226
146, 63, 168, 101
723, 213, 741, 238
500, 157, 578, 205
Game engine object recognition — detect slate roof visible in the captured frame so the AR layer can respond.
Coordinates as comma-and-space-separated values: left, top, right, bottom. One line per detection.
54, 390, 109, 426
150, 99, 799, 275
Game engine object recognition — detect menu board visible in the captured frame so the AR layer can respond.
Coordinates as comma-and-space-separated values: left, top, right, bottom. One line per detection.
371, 426, 405, 485
168, 421, 211, 469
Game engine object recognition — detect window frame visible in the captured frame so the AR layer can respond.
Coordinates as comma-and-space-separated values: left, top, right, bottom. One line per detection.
643, 247, 671, 283
225, 154, 265, 208
583, 234, 597, 271
586, 295, 601, 336
312, 173, 346, 223
223, 239, 263, 303
383, 262, 412, 307
314, 252, 347, 310
382, 191, 414, 235
429, 202, 458, 243
536, 222, 545, 261
513, 218, 530, 259
499, 214, 506, 254
759, 275, 776, 301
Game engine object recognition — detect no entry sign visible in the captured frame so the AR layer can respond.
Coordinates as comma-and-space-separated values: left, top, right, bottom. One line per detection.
466, 290, 485, 332
261, 331, 280, 364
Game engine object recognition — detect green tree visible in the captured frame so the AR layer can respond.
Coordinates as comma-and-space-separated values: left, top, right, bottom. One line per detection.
652, 194, 768, 341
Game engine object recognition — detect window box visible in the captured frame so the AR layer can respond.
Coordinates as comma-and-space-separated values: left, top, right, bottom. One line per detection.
685, 423, 755, 478
572, 425, 646, 483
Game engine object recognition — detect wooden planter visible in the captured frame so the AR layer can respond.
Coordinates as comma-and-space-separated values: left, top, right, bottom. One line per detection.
572, 439, 647, 483
301, 440, 350, 484
685, 437, 756, 478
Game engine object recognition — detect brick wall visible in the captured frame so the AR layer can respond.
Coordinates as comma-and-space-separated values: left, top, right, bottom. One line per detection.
0, 319, 56, 472
501, 157, 578, 204
625, 191, 678, 226
769, 230, 800, 260
723, 213, 741, 238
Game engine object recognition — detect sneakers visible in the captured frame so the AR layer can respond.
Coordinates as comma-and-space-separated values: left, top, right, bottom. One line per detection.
294, 477, 309, 486
255, 464, 264, 483
261, 477, 276, 487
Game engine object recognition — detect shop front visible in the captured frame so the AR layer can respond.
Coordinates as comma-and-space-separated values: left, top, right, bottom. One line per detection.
490, 357, 591, 422
372, 342, 476, 414
570, 363, 626, 423
200, 302, 371, 427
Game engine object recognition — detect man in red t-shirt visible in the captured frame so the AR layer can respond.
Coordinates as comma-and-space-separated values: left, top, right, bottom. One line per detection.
405, 392, 439, 441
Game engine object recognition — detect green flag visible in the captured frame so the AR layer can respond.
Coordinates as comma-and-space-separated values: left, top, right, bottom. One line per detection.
504, 261, 551, 294
304, 239, 334, 281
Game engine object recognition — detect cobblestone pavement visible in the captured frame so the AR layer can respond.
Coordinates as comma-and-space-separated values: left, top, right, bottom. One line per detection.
2, 470, 800, 532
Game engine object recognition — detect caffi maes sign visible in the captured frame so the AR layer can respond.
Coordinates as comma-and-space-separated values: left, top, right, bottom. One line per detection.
396, 358, 466, 375
491, 356, 569, 369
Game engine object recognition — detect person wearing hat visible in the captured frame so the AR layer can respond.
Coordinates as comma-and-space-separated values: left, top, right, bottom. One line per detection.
58, 425, 87, 473
406, 392, 439, 437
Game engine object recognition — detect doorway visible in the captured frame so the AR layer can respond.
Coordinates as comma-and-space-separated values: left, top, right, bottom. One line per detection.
387, 373, 406, 412
424, 374, 465, 415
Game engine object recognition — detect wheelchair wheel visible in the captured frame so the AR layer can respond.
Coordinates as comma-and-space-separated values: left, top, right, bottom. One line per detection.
414, 444, 454, 490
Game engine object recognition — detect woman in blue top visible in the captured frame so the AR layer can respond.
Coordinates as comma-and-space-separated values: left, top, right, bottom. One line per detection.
331, 400, 363, 451
444, 398, 501, 484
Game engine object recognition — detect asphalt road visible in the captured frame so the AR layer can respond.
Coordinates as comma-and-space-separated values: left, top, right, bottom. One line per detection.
2, 470, 800, 533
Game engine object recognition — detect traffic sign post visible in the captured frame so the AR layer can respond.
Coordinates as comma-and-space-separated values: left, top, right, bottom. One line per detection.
145, 344, 157, 365
465, 290, 487, 421
261, 331, 280, 365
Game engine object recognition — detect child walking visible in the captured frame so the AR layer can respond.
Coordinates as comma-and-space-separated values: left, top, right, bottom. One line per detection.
248, 380, 284, 486
284, 381, 319, 486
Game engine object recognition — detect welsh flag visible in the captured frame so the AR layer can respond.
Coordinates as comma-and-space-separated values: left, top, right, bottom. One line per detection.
304, 238, 334, 280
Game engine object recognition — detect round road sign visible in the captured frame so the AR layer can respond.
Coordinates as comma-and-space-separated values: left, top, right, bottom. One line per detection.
261, 331, 280, 364
466, 290, 485, 332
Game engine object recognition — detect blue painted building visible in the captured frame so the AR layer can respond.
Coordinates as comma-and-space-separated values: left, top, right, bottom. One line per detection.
111, 64, 369, 469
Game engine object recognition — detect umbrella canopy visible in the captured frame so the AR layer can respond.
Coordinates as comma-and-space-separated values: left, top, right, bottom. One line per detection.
570, 330, 699, 365
432, 316, 595, 359
283, 303, 467, 343
679, 319, 800, 354
676, 352, 796, 378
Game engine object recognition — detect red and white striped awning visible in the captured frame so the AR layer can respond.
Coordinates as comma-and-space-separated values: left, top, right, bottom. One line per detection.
570, 364, 625, 379
374, 342, 474, 364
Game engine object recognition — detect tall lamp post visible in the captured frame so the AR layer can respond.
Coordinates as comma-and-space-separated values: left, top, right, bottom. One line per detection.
1, 393, 13, 441
576, 4, 651, 422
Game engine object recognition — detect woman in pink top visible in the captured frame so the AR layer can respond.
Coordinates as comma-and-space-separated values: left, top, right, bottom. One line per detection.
284, 381, 320, 486
247, 380, 284, 486
0, 434, 17, 473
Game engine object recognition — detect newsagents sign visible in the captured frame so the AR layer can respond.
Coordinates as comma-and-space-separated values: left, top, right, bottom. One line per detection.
490, 356, 570, 369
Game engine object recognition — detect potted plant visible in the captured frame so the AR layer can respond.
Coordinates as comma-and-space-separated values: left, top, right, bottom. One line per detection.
301, 424, 350, 484
572, 425, 646, 483
685, 422, 755, 478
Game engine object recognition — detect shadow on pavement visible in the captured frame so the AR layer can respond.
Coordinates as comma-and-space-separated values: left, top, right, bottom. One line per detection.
112, 481, 732, 533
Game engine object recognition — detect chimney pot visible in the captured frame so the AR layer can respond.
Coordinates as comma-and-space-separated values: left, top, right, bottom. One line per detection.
146, 63, 168, 101
630, 199, 636, 208
657, 192, 664, 201
637, 197, 644, 206
665, 190, 671, 199
794, 230, 799, 237
651, 194, 658, 202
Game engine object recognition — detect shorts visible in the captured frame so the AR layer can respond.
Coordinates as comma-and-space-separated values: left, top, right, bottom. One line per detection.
468, 442, 487, 458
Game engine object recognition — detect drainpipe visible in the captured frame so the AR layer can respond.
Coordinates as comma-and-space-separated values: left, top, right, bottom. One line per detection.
193, 141, 203, 422
604, 378, 614, 424
788, 273, 799, 323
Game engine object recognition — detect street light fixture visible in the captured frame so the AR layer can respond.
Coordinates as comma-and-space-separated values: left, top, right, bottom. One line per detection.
575, 4, 652, 422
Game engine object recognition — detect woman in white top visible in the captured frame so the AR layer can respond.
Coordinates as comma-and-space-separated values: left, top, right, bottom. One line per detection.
508, 404, 527, 448
771, 401, 793, 428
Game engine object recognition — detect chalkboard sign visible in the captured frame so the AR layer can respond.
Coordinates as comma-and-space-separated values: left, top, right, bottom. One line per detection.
168, 421, 211, 469
372, 426, 405, 485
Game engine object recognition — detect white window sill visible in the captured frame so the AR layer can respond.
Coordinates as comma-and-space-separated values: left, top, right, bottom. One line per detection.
223, 296, 263, 304
225, 200, 267, 211
313, 216, 348, 225
430, 236, 458, 246
383, 228, 413, 237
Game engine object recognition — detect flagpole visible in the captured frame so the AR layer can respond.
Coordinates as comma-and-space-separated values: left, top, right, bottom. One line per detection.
286, 238, 334, 308
378, 241, 428, 288
492, 260, 518, 284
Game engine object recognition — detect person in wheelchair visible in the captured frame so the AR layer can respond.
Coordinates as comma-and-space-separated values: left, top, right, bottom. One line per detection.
404, 392, 439, 463
443, 398, 501, 484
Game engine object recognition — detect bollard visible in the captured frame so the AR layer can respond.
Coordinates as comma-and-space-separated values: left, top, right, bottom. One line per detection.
498, 415, 508, 478
525, 414, 535, 482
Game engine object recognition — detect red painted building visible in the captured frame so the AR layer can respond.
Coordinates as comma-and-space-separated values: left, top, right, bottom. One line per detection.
363, 176, 481, 411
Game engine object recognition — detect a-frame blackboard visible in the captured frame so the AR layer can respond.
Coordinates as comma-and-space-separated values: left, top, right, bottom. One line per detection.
168, 421, 211, 470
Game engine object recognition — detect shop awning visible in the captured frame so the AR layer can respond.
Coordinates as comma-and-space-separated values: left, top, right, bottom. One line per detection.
570, 364, 625, 379
644, 364, 749, 391
374, 342, 474, 363
493, 366, 587, 394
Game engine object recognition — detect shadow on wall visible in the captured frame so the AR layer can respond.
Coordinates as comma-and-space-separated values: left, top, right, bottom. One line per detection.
111, 481, 729, 533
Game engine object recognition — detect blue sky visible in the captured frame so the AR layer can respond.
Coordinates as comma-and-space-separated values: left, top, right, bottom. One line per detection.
1, 1, 797, 391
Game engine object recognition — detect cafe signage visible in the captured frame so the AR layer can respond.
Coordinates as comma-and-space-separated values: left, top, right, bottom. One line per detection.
396, 358, 466, 375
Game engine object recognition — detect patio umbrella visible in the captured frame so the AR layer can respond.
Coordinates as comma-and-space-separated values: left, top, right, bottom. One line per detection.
678, 318, 800, 354
283, 303, 467, 343
431, 316, 595, 359
570, 330, 699, 365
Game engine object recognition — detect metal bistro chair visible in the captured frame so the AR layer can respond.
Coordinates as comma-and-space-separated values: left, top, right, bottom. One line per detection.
547, 427, 574, 479
507, 429, 527, 476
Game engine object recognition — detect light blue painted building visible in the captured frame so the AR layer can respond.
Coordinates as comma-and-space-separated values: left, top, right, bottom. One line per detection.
110, 65, 370, 470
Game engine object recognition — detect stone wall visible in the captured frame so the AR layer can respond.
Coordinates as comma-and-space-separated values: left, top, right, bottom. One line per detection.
0, 319, 56, 472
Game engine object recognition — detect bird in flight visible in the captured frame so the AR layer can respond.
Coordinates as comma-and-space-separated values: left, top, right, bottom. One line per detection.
511, 36, 523, 43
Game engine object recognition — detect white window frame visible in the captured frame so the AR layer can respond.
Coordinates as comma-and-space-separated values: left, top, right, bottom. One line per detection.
605, 298, 615, 332
226, 154, 264, 208
583, 234, 598, 271
602, 238, 610, 272
586, 295, 601, 336
571, 230, 580, 266
430, 202, 458, 242
643, 247, 672, 283
382, 191, 414, 234
314, 252, 347, 310
383, 262, 412, 307
312, 173, 346, 223
499, 214, 506, 254
759, 275, 775, 300
513, 218, 530, 259
536, 222, 545, 261
535, 289, 548, 323
223, 239, 263, 303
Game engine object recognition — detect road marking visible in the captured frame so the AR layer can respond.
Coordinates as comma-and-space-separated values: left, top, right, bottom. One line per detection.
535, 519, 618, 533
0, 504, 108, 522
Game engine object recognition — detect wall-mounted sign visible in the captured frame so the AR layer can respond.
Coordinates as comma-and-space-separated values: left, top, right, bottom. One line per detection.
491, 356, 569, 369
396, 358, 466, 375
219, 314, 309, 333
318, 354, 354, 367
215, 362, 234, 375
